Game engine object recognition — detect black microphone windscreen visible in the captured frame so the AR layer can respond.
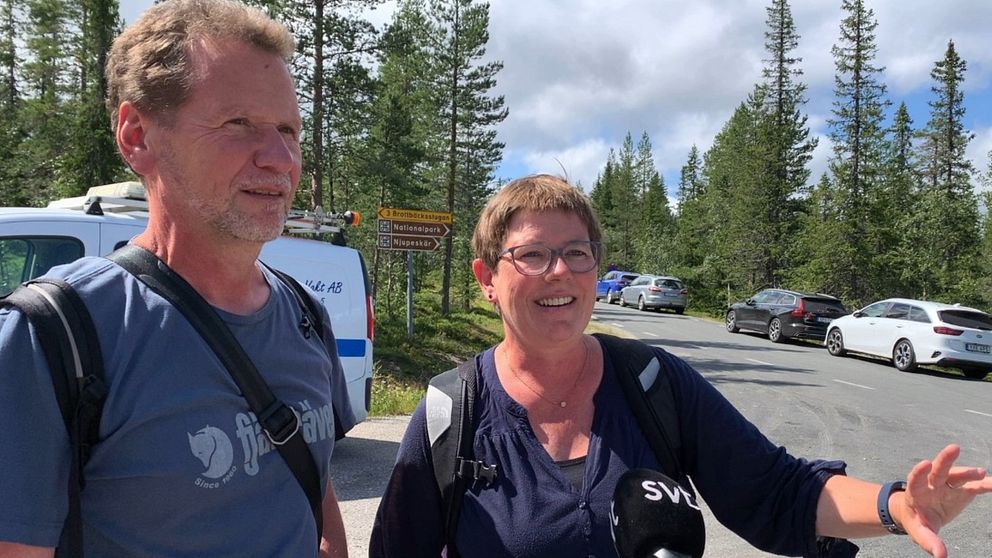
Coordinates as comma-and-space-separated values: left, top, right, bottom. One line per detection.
610, 468, 705, 558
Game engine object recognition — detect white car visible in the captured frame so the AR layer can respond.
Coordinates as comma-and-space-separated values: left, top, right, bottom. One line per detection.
825, 298, 992, 379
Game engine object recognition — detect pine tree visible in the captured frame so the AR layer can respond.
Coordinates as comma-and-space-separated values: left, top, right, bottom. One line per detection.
59, 0, 123, 196
18, 0, 76, 206
426, 0, 506, 315
363, 3, 432, 304
0, 0, 24, 205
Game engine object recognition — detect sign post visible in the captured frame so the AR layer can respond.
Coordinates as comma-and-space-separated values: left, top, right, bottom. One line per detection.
377, 207, 453, 338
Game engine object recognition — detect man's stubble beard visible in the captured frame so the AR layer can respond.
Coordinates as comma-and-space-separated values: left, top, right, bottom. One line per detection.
157, 145, 293, 243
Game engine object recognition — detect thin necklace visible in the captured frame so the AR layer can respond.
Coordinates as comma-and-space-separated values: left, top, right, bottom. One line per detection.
503, 338, 590, 409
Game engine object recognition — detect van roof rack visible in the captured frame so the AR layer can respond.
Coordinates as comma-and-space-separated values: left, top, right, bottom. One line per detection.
46, 181, 361, 234
285, 207, 360, 234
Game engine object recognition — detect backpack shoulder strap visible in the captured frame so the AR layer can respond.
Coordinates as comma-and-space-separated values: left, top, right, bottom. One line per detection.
593, 333, 684, 481
261, 263, 352, 441
2, 278, 107, 558
260, 262, 324, 340
425, 356, 494, 558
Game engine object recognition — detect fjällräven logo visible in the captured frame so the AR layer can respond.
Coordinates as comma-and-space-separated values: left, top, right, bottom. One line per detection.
188, 425, 236, 487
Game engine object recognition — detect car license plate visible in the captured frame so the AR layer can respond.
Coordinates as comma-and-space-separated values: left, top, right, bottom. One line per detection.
665, 293, 680, 297
817, 317, 833, 324
966, 343, 991, 353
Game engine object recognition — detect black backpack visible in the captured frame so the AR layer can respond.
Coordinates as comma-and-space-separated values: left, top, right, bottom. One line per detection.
424, 333, 684, 558
0, 253, 328, 557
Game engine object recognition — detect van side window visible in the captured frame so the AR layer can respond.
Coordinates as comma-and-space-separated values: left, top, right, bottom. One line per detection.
0, 237, 83, 296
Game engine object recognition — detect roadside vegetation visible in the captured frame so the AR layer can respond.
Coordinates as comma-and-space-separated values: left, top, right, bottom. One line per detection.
371, 294, 502, 415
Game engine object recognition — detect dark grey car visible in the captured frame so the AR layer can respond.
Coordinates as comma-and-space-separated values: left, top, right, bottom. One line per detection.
618, 275, 688, 314
726, 288, 847, 343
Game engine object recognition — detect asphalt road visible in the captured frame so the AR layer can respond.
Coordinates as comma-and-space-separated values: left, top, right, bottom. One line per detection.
331, 302, 992, 557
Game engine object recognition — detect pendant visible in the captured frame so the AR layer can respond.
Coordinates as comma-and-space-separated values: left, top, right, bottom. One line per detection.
560, 401, 567, 408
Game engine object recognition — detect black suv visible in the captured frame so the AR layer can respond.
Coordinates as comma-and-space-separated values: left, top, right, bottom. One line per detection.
726, 289, 848, 343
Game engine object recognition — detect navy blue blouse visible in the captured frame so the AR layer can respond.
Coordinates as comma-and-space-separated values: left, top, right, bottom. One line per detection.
371, 339, 846, 557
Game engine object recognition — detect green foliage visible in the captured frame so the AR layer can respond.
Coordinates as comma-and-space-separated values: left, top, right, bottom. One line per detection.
374, 290, 503, 388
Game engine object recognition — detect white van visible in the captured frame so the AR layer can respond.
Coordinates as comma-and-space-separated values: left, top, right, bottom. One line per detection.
0, 183, 373, 423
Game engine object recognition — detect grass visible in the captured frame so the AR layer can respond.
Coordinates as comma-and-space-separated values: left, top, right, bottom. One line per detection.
370, 295, 504, 415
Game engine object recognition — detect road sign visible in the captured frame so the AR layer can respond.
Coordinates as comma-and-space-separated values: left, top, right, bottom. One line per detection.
378, 219, 450, 238
377, 207, 453, 252
377, 234, 441, 251
377, 207, 452, 224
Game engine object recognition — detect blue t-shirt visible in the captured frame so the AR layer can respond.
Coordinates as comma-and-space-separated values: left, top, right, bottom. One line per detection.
0, 257, 355, 556
370, 340, 846, 557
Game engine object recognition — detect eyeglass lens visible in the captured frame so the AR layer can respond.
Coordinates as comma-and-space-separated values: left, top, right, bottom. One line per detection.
506, 241, 600, 275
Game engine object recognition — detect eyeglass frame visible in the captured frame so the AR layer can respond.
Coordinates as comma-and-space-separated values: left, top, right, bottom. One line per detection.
497, 240, 603, 276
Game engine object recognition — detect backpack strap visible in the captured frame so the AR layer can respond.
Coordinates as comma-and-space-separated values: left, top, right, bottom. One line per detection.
593, 333, 684, 481
2, 278, 107, 558
261, 262, 351, 441
106, 245, 324, 546
425, 356, 495, 558
260, 262, 324, 340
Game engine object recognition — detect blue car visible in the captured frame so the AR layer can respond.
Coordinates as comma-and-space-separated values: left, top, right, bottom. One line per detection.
596, 270, 640, 304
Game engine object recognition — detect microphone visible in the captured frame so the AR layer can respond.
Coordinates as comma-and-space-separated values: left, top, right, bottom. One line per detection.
610, 468, 706, 558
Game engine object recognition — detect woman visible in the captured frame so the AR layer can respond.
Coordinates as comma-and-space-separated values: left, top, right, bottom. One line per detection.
370, 174, 991, 558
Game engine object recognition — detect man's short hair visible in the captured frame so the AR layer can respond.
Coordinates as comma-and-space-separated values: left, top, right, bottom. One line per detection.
105, 0, 295, 131
472, 174, 605, 271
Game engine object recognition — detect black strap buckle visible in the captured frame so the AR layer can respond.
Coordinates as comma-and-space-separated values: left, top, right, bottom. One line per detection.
258, 401, 301, 446
455, 458, 498, 487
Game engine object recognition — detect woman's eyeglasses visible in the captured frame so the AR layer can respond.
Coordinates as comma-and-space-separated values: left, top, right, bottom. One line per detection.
499, 241, 602, 276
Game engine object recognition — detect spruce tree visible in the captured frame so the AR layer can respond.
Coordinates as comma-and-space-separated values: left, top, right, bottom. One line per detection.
821, 0, 889, 302
757, 0, 817, 285
912, 40, 981, 302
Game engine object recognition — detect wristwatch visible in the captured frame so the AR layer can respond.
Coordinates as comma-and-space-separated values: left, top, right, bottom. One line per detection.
877, 481, 908, 535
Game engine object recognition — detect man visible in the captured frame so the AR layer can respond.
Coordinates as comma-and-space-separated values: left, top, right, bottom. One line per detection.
0, 1, 352, 556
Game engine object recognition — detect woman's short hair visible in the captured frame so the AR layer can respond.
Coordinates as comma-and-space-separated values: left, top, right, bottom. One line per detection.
106, 0, 295, 131
472, 174, 604, 270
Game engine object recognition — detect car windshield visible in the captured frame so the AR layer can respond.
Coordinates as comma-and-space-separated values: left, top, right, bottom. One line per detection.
938, 310, 992, 331
656, 279, 683, 289
621, 274, 639, 281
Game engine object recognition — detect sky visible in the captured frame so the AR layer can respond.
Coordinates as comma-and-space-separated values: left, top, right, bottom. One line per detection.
122, 0, 992, 199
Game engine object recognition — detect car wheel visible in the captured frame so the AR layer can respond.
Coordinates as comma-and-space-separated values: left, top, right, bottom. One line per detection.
675, 307, 685, 315
726, 310, 740, 333
768, 318, 784, 343
605, 289, 615, 304
892, 339, 917, 372
962, 368, 990, 380
826, 329, 846, 356
618, 293, 626, 307
638, 296, 647, 311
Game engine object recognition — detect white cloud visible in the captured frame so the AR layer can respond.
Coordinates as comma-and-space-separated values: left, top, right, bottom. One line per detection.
124, 0, 992, 195
519, 138, 613, 190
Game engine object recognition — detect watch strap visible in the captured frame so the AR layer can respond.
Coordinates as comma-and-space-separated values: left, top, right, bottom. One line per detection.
877, 480, 908, 535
